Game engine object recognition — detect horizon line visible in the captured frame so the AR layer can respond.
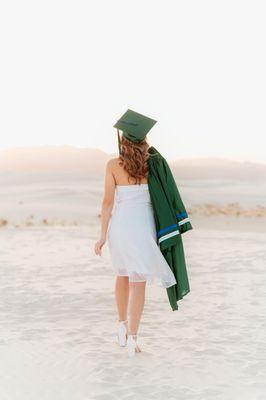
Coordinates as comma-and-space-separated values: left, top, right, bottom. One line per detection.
0, 144, 265, 166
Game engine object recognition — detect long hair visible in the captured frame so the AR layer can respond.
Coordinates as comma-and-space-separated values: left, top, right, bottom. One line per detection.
119, 134, 150, 185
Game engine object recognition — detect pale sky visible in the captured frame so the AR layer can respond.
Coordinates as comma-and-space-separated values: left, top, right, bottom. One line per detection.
0, 0, 265, 163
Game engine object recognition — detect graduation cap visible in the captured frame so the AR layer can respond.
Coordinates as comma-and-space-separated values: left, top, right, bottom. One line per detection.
114, 109, 157, 155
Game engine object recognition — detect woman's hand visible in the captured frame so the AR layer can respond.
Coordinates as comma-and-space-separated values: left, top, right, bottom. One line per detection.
94, 237, 106, 256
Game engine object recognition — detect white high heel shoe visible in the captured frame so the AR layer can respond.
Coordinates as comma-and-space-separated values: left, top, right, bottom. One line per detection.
117, 320, 128, 347
127, 334, 140, 357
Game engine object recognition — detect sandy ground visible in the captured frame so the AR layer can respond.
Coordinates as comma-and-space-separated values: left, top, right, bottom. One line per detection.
0, 220, 265, 400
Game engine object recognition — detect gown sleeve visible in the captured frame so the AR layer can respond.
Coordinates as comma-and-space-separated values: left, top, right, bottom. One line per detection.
162, 157, 193, 234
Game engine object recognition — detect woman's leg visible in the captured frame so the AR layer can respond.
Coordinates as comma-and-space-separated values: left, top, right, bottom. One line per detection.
128, 281, 146, 335
115, 276, 129, 321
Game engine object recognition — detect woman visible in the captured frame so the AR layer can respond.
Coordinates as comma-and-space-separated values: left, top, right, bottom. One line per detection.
94, 109, 191, 357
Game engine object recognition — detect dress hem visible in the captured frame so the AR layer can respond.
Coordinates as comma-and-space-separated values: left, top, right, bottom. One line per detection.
114, 273, 176, 289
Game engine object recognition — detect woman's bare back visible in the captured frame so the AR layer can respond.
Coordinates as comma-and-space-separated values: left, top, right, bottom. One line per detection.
109, 158, 148, 186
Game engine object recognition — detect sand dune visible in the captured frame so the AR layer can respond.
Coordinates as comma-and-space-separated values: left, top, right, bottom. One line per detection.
0, 145, 109, 174
1, 202, 266, 229
0, 170, 265, 399
190, 202, 266, 217
171, 157, 266, 180
0, 172, 265, 230
0, 225, 265, 399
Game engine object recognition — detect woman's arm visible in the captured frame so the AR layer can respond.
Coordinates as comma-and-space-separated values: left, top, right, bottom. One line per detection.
100, 159, 116, 239
95, 160, 116, 255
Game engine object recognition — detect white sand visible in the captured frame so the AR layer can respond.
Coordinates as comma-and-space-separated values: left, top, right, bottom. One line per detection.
0, 222, 265, 399
0, 173, 265, 398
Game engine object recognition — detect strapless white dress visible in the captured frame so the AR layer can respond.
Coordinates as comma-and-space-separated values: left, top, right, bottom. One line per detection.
107, 183, 177, 288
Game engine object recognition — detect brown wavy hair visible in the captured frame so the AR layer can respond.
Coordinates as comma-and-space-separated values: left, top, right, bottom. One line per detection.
119, 134, 150, 185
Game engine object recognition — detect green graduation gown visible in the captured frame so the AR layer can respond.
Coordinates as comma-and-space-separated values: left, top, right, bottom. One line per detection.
147, 146, 193, 311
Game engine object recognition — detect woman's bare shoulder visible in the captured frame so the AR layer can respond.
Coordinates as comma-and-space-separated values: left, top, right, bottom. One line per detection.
106, 157, 122, 170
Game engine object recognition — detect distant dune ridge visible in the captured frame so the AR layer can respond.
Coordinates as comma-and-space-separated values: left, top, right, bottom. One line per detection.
171, 157, 266, 181
0, 145, 265, 180
0, 145, 109, 174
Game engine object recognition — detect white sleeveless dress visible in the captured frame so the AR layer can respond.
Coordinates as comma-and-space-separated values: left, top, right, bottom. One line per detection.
107, 183, 177, 288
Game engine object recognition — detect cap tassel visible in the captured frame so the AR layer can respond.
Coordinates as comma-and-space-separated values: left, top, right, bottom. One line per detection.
117, 129, 122, 155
